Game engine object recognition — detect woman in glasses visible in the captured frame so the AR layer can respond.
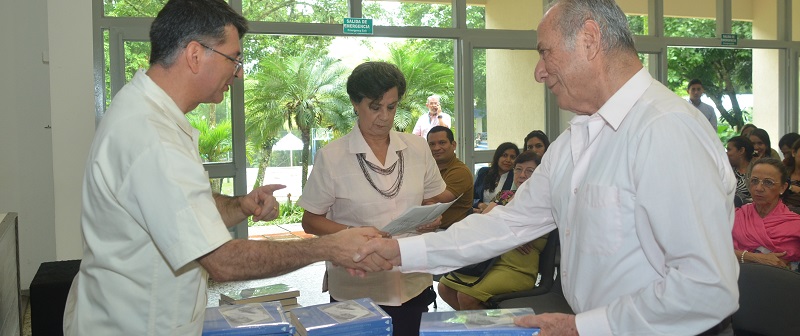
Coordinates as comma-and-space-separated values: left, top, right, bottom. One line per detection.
733, 157, 800, 271
439, 151, 549, 310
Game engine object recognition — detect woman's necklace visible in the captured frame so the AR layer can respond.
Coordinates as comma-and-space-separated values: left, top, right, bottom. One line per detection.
357, 151, 404, 199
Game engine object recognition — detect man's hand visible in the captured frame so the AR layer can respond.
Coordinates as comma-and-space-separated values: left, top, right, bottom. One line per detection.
514, 313, 578, 336
326, 228, 393, 272
243, 184, 286, 222
416, 216, 442, 233
347, 238, 402, 277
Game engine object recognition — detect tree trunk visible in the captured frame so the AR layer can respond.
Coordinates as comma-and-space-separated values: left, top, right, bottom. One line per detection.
253, 146, 274, 190
300, 127, 312, 189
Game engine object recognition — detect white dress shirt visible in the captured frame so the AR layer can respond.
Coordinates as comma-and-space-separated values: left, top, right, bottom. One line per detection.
64, 70, 232, 335
298, 124, 446, 305
412, 112, 452, 138
399, 69, 739, 335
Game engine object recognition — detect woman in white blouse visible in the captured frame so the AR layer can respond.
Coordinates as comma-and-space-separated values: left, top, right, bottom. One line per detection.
297, 62, 447, 336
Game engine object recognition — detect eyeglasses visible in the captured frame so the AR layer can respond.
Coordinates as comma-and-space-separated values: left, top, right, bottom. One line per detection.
514, 167, 536, 176
749, 177, 778, 189
198, 42, 243, 77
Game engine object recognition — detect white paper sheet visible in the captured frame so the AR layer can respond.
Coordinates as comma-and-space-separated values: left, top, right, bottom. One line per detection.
382, 197, 459, 235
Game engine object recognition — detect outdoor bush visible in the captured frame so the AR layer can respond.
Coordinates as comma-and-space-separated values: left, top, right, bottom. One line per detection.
249, 201, 305, 226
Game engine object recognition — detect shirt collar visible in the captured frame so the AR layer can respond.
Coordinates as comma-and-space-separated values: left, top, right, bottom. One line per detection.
347, 123, 409, 163
131, 69, 196, 139
593, 67, 652, 131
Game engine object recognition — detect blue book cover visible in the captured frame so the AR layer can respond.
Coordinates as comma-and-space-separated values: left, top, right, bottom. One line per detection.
419, 308, 540, 336
202, 301, 294, 335
288, 298, 392, 336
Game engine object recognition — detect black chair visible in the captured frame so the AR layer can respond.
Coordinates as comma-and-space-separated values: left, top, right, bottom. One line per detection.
732, 263, 800, 336
485, 229, 573, 314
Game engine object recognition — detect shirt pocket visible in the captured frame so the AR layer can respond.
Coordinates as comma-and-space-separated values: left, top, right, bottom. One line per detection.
575, 184, 622, 255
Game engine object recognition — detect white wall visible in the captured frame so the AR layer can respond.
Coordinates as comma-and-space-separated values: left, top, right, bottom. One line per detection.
0, 0, 92, 290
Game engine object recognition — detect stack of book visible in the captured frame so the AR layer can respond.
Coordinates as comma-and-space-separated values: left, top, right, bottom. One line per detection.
419, 308, 540, 335
202, 301, 295, 336
220, 283, 301, 311
287, 298, 393, 336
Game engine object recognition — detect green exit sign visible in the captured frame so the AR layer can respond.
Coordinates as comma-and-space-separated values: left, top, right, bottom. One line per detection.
721, 33, 738, 46
343, 18, 373, 35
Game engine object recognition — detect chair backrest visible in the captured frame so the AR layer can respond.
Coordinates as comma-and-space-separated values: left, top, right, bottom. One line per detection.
534, 229, 559, 291
732, 263, 800, 336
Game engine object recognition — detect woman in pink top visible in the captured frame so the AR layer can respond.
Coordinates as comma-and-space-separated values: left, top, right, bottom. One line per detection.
733, 157, 800, 271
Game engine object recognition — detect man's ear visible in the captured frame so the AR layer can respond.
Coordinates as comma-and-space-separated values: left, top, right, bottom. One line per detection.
582, 19, 602, 60
184, 41, 203, 74
452, 140, 457, 151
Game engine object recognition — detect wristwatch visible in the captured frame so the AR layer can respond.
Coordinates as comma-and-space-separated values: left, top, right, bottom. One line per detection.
437, 115, 442, 119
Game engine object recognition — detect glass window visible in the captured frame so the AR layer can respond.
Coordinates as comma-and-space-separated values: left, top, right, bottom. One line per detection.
668, 46, 753, 141
664, 0, 716, 38
627, 15, 648, 35
363, 1, 453, 28
243, 0, 347, 23
243, 34, 455, 199
104, 0, 167, 17
473, 48, 545, 153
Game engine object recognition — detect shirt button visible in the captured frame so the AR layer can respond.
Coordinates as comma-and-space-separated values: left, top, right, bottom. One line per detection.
565, 229, 571, 236
573, 188, 578, 194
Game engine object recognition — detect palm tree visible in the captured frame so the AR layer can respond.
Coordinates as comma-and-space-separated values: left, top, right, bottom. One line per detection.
247, 51, 350, 188
243, 83, 285, 190
187, 114, 232, 193
373, 45, 455, 132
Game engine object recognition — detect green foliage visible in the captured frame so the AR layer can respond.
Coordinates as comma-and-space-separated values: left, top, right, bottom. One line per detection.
249, 201, 305, 226
103, 0, 166, 17
665, 18, 753, 136
369, 45, 455, 132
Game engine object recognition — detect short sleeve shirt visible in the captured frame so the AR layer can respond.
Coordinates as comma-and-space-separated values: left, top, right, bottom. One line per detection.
298, 124, 446, 305
63, 70, 232, 336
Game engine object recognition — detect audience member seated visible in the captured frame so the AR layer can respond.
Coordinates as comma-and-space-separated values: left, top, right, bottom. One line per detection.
439, 151, 548, 310
472, 142, 518, 213
779, 132, 800, 163
749, 128, 779, 160
740, 123, 757, 137
733, 157, 800, 272
727, 136, 754, 205
523, 130, 550, 158
782, 139, 800, 208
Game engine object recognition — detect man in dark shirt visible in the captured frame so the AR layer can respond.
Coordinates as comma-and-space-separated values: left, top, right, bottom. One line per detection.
427, 126, 473, 229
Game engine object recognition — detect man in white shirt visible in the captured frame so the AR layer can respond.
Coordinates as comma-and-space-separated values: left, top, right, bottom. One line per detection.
63, 1, 379, 335
412, 94, 451, 138
353, 0, 739, 335
687, 78, 718, 131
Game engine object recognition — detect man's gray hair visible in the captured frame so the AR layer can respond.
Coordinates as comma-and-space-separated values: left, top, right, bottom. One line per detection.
427, 94, 441, 102
548, 0, 636, 54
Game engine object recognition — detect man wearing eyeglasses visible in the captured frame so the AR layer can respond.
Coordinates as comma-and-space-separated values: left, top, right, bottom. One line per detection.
427, 126, 473, 229
63, 1, 380, 335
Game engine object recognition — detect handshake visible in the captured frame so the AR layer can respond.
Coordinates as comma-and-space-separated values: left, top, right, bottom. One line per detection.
322, 227, 403, 276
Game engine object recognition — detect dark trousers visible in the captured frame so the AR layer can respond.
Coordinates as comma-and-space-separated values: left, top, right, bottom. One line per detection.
331, 286, 436, 336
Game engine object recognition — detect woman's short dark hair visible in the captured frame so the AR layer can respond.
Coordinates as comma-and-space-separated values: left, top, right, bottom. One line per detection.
523, 130, 550, 152
750, 128, 773, 158
149, 0, 248, 67
727, 136, 754, 162
515, 151, 541, 166
346, 62, 407, 104
484, 142, 520, 193
779, 132, 800, 150
749, 157, 789, 193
